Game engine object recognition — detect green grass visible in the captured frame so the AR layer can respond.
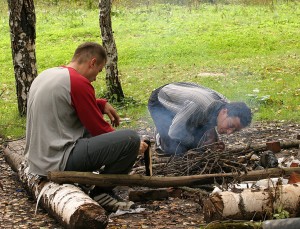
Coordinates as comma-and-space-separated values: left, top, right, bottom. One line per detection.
0, 1, 299, 138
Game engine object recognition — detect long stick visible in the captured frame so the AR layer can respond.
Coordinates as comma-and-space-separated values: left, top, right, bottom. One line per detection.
48, 167, 300, 188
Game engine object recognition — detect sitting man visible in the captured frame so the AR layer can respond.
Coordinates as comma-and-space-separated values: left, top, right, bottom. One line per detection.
148, 82, 252, 155
25, 42, 148, 211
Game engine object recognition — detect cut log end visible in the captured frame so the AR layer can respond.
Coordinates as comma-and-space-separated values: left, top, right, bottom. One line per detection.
203, 194, 224, 222
69, 203, 108, 229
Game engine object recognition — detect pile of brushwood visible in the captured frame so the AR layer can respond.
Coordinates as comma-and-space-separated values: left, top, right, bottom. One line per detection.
134, 141, 282, 177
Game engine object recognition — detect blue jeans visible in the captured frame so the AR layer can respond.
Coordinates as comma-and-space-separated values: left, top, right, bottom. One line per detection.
148, 86, 188, 155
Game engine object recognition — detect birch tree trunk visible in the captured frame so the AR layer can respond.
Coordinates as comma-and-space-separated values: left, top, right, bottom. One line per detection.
99, 0, 124, 102
7, 0, 38, 116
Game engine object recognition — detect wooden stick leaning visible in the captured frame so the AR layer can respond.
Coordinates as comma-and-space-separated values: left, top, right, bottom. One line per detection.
143, 139, 152, 176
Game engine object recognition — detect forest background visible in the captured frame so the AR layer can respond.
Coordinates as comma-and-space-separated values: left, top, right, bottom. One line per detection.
0, 0, 299, 139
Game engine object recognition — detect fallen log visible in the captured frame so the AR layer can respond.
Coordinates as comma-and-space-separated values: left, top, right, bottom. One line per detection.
3, 141, 108, 229
203, 183, 300, 222
48, 167, 300, 188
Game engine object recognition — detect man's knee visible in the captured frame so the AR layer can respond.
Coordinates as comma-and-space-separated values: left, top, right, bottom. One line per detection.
122, 129, 140, 143
119, 130, 140, 166
122, 129, 140, 153
128, 129, 140, 140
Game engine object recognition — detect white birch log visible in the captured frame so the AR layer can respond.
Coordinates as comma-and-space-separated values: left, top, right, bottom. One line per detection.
3, 140, 108, 229
203, 182, 300, 222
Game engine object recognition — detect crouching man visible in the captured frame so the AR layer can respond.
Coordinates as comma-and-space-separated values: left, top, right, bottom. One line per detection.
148, 82, 252, 155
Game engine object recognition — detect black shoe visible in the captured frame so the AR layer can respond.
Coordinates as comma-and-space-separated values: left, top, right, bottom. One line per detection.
93, 192, 134, 212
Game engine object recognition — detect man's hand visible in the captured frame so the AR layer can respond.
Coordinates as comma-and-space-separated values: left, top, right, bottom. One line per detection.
211, 141, 225, 152
197, 127, 219, 148
201, 141, 225, 152
139, 141, 148, 155
196, 128, 225, 151
103, 102, 120, 127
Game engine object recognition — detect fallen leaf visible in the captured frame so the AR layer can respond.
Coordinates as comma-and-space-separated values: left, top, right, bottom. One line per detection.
288, 172, 300, 184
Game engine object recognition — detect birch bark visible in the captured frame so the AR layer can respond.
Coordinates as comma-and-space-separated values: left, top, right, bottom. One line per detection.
7, 0, 38, 116
99, 0, 124, 102
203, 182, 300, 222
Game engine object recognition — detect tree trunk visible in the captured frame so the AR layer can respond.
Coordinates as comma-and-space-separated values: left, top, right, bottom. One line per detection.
7, 0, 38, 116
48, 167, 300, 188
203, 183, 300, 222
3, 140, 108, 229
99, 0, 124, 102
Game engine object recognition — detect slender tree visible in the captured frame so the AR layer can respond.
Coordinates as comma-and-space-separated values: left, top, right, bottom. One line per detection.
7, 0, 37, 116
99, 0, 124, 102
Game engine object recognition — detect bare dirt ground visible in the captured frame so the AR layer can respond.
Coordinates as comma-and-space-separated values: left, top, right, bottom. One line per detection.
1, 121, 300, 228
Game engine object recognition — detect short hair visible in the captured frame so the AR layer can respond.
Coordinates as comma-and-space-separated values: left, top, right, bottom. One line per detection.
71, 42, 107, 65
224, 102, 252, 127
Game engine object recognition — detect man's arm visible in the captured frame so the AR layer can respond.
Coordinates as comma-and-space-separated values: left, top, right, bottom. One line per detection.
70, 71, 114, 136
102, 102, 120, 127
96, 99, 120, 127
168, 100, 205, 146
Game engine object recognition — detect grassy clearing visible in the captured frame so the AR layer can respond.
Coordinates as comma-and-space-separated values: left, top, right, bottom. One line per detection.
0, 1, 299, 138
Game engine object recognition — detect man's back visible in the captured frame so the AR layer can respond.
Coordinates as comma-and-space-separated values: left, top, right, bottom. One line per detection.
157, 82, 227, 114
25, 67, 84, 176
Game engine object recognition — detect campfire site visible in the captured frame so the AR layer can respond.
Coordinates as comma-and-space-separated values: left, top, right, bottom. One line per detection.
1, 121, 300, 228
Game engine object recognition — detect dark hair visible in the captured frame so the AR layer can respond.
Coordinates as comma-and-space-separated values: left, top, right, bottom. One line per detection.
224, 102, 252, 127
72, 42, 107, 65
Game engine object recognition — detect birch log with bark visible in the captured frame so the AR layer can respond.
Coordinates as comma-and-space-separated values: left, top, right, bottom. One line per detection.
99, 0, 124, 102
7, 0, 38, 116
203, 183, 300, 222
3, 140, 108, 229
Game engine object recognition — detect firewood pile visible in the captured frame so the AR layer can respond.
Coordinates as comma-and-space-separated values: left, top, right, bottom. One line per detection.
133, 145, 272, 178
153, 145, 248, 176
132, 137, 300, 179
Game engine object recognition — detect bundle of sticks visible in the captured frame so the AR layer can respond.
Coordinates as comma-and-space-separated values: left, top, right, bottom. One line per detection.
154, 145, 248, 176
133, 139, 300, 177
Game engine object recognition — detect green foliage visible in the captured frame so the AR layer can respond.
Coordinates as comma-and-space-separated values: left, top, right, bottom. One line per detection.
0, 1, 299, 138
273, 205, 290, 219
246, 89, 283, 108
